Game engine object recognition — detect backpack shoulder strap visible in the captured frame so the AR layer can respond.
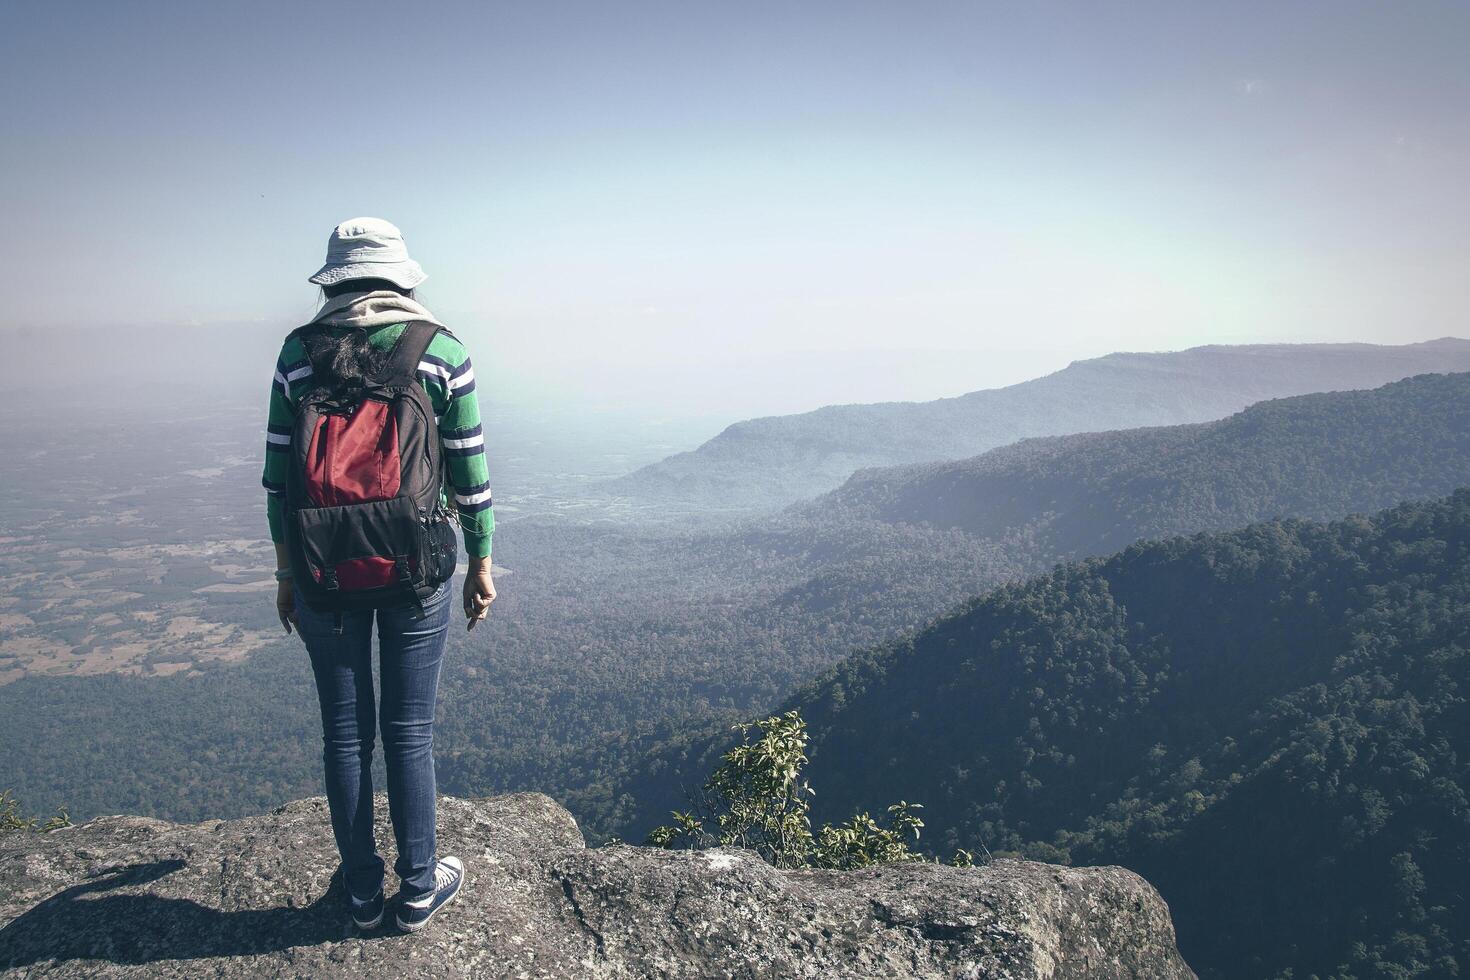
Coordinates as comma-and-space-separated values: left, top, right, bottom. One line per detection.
383, 321, 441, 384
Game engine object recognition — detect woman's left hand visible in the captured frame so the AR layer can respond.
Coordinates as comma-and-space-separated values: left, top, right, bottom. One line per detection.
464, 558, 496, 631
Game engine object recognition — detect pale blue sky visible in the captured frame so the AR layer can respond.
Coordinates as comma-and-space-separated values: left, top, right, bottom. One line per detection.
2, 1, 1467, 415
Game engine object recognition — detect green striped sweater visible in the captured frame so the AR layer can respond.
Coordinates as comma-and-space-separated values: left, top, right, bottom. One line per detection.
261, 323, 494, 558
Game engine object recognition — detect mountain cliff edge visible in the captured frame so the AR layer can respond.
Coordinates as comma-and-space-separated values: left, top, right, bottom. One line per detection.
0, 793, 1193, 979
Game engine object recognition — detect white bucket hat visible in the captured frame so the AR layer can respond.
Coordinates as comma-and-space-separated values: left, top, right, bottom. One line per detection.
308, 217, 427, 290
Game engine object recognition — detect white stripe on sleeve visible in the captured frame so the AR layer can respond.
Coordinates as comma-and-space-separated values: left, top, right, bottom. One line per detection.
455, 488, 493, 506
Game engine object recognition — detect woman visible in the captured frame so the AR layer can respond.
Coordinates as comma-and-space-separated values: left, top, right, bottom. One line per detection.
261, 217, 496, 933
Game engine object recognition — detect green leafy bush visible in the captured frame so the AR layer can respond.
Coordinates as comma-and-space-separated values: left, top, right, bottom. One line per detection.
0, 789, 70, 834
646, 709, 932, 871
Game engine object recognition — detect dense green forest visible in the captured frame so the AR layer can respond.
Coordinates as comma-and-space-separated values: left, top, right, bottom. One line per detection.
685, 492, 1469, 979
3, 373, 1470, 848
612, 338, 1470, 510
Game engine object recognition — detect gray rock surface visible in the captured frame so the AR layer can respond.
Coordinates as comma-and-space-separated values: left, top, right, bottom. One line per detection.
0, 793, 1194, 979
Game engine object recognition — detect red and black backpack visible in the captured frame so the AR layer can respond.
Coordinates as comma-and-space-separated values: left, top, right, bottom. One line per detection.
284, 320, 458, 617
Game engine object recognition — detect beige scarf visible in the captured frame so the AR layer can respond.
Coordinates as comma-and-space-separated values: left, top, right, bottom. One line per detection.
307, 290, 445, 330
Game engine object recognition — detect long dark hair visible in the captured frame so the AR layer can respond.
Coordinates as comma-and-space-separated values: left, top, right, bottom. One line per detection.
302, 278, 416, 394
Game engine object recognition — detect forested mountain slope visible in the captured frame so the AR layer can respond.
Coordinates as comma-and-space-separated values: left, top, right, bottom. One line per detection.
609, 338, 1470, 511
567, 373, 1470, 837
776, 492, 1470, 979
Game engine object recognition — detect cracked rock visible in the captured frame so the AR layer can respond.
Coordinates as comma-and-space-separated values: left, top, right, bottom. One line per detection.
0, 793, 1193, 978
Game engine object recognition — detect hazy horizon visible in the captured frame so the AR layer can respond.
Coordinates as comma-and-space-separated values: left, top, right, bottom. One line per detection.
12, 317, 1464, 434
4, 1, 1468, 419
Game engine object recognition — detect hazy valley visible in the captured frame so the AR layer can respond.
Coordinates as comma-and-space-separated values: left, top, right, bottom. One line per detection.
3, 340, 1469, 978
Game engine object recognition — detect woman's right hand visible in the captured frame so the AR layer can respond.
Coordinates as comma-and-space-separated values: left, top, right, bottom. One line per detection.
276, 579, 298, 634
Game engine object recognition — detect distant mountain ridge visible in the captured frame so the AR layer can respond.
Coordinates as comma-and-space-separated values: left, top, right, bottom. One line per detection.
608, 338, 1470, 511
814, 369, 1470, 554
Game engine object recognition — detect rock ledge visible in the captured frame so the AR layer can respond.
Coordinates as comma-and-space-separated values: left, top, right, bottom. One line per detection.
0, 794, 1193, 978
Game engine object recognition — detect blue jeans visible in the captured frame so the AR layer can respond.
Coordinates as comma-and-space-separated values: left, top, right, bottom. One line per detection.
294, 581, 451, 904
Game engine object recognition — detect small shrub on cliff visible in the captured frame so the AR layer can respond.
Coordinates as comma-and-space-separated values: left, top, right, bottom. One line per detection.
645, 710, 927, 870
0, 789, 70, 834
